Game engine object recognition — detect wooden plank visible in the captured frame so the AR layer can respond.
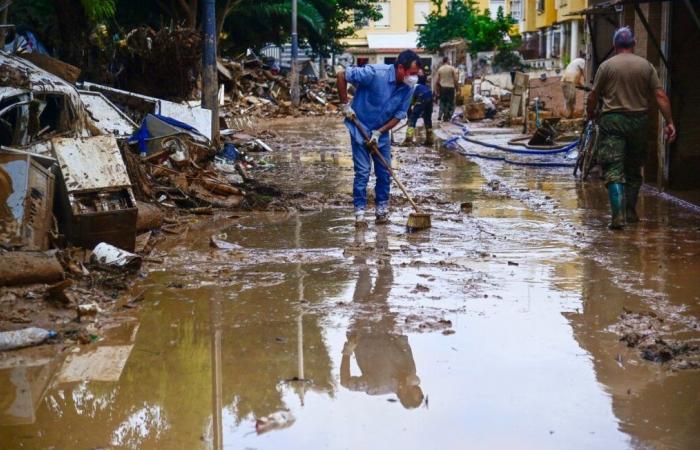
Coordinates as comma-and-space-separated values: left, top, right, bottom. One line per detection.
19, 53, 81, 83
510, 94, 523, 117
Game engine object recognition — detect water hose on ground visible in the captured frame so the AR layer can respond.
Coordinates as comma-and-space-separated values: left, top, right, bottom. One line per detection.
443, 120, 578, 168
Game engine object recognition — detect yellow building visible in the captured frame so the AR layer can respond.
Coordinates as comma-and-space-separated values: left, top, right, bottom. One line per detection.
516, 0, 585, 68
342, 0, 438, 66
556, 0, 586, 62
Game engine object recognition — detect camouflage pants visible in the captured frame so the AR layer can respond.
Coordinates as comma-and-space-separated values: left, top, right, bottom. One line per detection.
597, 112, 649, 189
439, 87, 455, 121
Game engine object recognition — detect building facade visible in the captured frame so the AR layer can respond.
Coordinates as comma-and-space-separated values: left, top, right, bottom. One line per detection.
341, 0, 437, 67
516, 0, 585, 69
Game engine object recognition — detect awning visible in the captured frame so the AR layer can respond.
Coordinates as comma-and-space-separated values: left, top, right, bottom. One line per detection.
366, 32, 419, 49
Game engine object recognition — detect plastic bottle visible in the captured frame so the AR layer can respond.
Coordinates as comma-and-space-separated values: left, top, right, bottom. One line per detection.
0, 327, 57, 351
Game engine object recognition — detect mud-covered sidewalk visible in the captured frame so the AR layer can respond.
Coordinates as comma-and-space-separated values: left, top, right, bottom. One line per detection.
1, 117, 699, 449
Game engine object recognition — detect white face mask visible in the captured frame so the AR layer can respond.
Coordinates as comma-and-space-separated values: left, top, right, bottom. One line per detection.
403, 75, 418, 88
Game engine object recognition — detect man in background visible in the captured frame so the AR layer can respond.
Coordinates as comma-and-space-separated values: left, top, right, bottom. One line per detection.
561, 51, 586, 118
435, 56, 459, 122
587, 27, 676, 229
401, 70, 434, 147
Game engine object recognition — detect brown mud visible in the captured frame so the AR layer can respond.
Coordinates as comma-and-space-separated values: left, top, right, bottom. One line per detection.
1, 117, 699, 450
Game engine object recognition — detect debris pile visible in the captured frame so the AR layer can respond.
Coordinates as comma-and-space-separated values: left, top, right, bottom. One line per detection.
611, 310, 700, 371
4, 33, 342, 349
0, 50, 282, 345
219, 55, 339, 119
115, 27, 202, 101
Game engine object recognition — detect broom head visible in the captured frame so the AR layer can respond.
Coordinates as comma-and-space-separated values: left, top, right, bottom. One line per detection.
406, 213, 431, 232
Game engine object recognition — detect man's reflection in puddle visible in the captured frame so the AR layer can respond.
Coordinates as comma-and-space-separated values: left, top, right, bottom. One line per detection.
341, 227, 424, 409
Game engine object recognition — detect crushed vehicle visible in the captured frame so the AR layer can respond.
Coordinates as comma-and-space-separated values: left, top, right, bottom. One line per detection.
0, 52, 137, 251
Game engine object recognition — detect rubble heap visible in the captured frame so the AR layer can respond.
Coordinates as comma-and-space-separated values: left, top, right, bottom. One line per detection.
116, 27, 202, 101
219, 55, 339, 119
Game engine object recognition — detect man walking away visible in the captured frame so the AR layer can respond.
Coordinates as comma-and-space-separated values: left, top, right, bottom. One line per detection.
401, 71, 434, 147
561, 51, 585, 118
436, 56, 458, 122
337, 50, 420, 226
587, 27, 676, 229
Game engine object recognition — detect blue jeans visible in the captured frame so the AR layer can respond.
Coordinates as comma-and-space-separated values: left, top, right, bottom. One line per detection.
351, 137, 391, 211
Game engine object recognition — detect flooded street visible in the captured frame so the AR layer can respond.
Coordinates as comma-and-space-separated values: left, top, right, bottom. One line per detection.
2, 117, 699, 449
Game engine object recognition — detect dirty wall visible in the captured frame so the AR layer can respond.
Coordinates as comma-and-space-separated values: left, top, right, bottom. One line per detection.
585, 0, 700, 199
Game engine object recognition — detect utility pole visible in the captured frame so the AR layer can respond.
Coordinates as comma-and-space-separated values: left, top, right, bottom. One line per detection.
202, 0, 220, 143
290, 0, 300, 107
0, 2, 10, 48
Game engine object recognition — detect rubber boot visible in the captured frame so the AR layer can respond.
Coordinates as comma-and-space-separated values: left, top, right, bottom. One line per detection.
625, 185, 640, 223
607, 183, 626, 230
355, 209, 368, 229
375, 204, 389, 224
424, 128, 434, 146
400, 127, 415, 147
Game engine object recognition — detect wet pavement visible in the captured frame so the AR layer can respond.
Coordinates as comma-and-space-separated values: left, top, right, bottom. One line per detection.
1, 117, 699, 449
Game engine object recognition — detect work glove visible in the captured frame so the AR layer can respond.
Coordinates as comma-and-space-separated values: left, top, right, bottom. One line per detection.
369, 129, 381, 145
341, 103, 355, 119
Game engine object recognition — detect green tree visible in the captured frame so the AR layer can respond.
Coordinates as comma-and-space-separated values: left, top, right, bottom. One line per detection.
80, 0, 116, 21
417, 0, 515, 55
219, 0, 327, 53
306, 0, 382, 58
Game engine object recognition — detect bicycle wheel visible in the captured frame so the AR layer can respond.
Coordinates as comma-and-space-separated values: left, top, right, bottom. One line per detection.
574, 122, 592, 178
581, 123, 599, 180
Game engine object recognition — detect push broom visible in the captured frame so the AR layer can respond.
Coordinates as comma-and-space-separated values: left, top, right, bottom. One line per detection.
350, 116, 432, 231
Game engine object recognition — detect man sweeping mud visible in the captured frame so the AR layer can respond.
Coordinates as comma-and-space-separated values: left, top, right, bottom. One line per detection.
337, 50, 420, 226
587, 27, 676, 229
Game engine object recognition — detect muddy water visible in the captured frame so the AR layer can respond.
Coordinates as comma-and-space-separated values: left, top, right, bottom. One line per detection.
1, 118, 699, 449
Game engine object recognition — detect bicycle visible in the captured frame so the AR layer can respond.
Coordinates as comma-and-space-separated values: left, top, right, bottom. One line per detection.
573, 119, 599, 180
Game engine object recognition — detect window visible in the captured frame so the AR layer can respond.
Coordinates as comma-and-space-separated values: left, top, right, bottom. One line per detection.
373, 2, 390, 28
490, 0, 506, 19
353, 10, 369, 28
414, 2, 430, 26
510, 0, 522, 21
537, 0, 545, 13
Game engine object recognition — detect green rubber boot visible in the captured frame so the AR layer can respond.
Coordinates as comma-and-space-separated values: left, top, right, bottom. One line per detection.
625, 185, 640, 223
400, 127, 415, 147
607, 183, 626, 230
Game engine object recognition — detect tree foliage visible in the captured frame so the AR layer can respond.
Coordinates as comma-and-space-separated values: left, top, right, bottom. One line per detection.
220, 0, 327, 53
80, 0, 116, 22
9, 0, 380, 61
493, 39, 525, 72
417, 0, 515, 54
306, 0, 382, 56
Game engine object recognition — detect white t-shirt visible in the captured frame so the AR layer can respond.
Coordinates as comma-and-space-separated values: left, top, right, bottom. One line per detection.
562, 58, 585, 83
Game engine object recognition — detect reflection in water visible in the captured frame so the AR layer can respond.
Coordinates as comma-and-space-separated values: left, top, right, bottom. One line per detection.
565, 189, 700, 450
210, 292, 223, 449
341, 228, 424, 409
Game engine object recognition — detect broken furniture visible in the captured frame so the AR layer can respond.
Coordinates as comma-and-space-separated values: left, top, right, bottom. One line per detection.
0, 151, 55, 250
52, 135, 138, 251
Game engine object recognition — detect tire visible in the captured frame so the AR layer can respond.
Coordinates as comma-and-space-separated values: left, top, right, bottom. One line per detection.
581, 124, 599, 180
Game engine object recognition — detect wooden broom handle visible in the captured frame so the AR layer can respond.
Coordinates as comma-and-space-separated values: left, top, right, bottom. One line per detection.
350, 117, 422, 213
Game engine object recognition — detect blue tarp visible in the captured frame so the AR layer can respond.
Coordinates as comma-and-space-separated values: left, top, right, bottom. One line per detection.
129, 113, 208, 154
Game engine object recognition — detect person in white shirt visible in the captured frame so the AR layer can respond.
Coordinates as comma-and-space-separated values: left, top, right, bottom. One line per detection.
561, 52, 586, 118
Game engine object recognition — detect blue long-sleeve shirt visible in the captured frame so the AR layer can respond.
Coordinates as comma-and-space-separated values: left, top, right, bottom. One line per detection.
344, 64, 413, 146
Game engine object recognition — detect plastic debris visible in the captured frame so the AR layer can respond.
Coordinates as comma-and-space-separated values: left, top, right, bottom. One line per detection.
0, 327, 57, 351
91, 242, 143, 271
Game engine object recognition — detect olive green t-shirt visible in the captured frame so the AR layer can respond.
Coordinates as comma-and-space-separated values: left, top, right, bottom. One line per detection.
592, 53, 661, 113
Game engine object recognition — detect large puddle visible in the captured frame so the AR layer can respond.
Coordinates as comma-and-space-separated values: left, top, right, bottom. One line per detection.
1, 118, 699, 449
